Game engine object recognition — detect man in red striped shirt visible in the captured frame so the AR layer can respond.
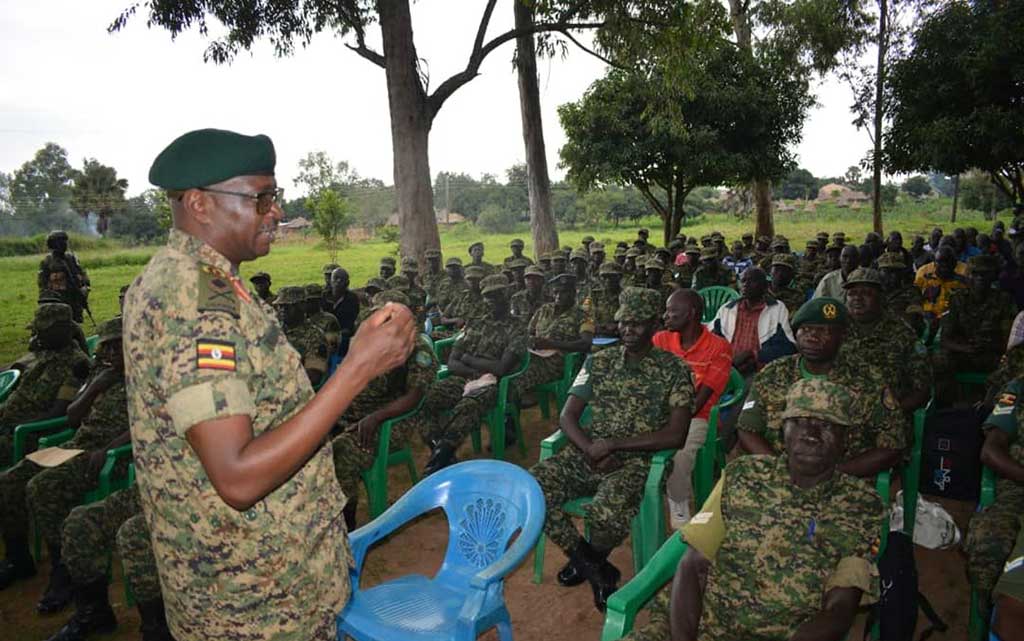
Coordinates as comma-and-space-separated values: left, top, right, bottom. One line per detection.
653, 289, 734, 527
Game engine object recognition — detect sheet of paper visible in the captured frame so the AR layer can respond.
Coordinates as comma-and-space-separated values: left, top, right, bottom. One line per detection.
528, 348, 559, 358
26, 447, 84, 468
463, 373, 498, 397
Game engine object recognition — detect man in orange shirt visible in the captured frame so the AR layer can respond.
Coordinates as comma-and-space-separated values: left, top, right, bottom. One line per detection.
654, 289, 733, 527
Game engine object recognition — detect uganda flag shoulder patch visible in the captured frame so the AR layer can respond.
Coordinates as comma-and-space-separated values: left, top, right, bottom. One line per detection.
196, 339, 237, 371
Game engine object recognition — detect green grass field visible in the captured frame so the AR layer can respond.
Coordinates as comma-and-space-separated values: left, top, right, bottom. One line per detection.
0, 198, 995, 365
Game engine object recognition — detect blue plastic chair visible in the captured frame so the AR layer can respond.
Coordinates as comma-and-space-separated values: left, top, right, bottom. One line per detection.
338, 460, 546, 641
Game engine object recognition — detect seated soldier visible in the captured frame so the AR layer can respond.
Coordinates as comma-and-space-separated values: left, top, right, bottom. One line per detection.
507, 257, 529, 294
530, 287, 694, 611
320, 263, 339, 301
272, 286, 328, 386
965, 379, 1024, 618
421, 275, 528, 474
990, 519, 1024, 641
331, 290, 439, 528
398, 256, 428, 317
737, 298, 906, 478
768, 254, 806, 319
9, 291, 90, 371
328, 267, 360, 357
435, 257, 468, 316
378, 256, 396, 280
304, 283, 341, 355
503, 238, 533, 268
0, 303, 90, 465
354, 277, 386, 321
590, 242, 607, 277
512, 273, 591, 403
439, 265, 488, 331
877, 251, 925, 335
940, 254, 1017, 374
420, 248, 445, 306
623, 379, 883, 641
644, 256, 678, 309
0, 318, 121, 596
248, 271, 274, 304
511, 265, 546, 323
570, 249, 590, 304
985, 313, 1024, 408
691, 247, 735, 290
582, 262, 624, 341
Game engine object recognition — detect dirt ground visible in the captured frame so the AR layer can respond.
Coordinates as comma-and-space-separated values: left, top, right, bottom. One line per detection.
2, 404, 975, 641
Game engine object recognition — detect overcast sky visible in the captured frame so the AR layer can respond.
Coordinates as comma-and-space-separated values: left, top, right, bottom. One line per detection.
1, 1, 871, 198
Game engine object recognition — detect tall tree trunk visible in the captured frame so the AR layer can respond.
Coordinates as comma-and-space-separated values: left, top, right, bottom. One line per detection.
514, 1, 559, 260
871, 0, 887, 235
729, 0, 774, 239
951, 173, 959, 223
379, 0, 440, 262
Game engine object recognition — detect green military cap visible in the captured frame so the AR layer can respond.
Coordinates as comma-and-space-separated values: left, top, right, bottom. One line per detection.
781, 379, 855, 427
700, 235, 712, 244
699, 246, 719, 260
685, 245, 702, 256
386, 274, 410, 289
508, 257, 530, 269
732, 240, 745, 250
321, 263, 340, 275
570, 248, 588, 262
625, 247, 643, 258
401, 256, 419, 270
371, 288, 411, 309
380, 256, 397, 266
509, 238, 525, 248
590, 241, 606, 252
968, 254, 1000, 273
480, 274, 511, 295
524, 265, 546, 279
711, 231, 724, 240
842, 267, 883, 289
468, 241, 485, 252
757, 235, 771, 244
34, 302, 72, 333
548, 272, 577, 287
582, 235, 596, 243
638, 228, 650, 237
304, 283, 322, 299
655, 246, 671, 257
669, 239, 684, 251
617, 241, 630, 249
445, 257, 463, 268
877, 252, 906, 269
771, 236, 788, 249
149, 128, 275, 190
424, 249, 442, 259
614, 286, 663, 322
791, 297, 849, 330
249, 271, 271, 284
96, 317, 123, 346
742, 232, 754, 240
538, 254, 552, 263
805, 239, 818, 248
833, 231, 846, 240
273, 286, 305, 306
465, 265, 486, 279
816, 231, 829, 239
771, 254, 797, 270
646, 256, 667, 271
551, 252, 568, 262
826, 241, 843, 252
599, 262, 624, 276
614, 246, 628, 257
365, 278, 387, 292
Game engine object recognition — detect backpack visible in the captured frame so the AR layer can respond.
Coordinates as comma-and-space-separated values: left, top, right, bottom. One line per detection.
865, 531, 947, 641
918, 407, 983, 502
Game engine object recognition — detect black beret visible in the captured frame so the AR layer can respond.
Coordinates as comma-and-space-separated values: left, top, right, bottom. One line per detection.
149, 128, 276, 190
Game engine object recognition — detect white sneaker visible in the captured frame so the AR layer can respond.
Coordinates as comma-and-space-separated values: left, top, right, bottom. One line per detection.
668, 497, 691, 530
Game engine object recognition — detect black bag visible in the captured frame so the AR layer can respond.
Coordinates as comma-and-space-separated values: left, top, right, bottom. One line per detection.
918, 407, 983, 502
866, 532, 947, 641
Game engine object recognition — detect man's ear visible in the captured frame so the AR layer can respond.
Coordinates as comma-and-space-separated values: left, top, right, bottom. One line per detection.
182, 189, 214, 226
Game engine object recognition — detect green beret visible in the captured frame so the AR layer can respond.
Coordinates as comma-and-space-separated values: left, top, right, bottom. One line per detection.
380, 256, 397, 266
149, 128, 275, 190
371, 289, 410, 309
401, 256, 419, 270
273, 286, 305, 305
781, 379, 855, 427
480, 274, 511, 295
249, 271, 271, 284
771, 254, 797, 270
386, 274, 410, 289
590, 242, 605, 252
425, 249, 442, 259
599, 262, 624, 276
842, 268, 883, 289
304, 284, 322, 299
615, 287, 663, 322
465, 265, 486, 279
877, 252, 906, 269
321, 263, 340, 275
34, 303, 72, 332
365, 278, 387, 291
968, 254, 1000, 273
97, 317, 123, 345
468, 241, 485, 252
524, 265, 546, 279
509, 238, 525, 248
445, 257, 463, 268
791, 297, 849, 330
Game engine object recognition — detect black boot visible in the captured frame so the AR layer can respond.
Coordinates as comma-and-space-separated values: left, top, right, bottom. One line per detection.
423, 441, 457, 476
343, 496, 358, 532
582, 543, 621, 612
556, 541, 593, 587
37, 544, 73, 614
138, 598, 174, 641
45, 578, 116, 641
0, 533, 36, 589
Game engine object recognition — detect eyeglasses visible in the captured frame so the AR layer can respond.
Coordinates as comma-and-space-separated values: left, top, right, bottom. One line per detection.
197, 187, 284, 215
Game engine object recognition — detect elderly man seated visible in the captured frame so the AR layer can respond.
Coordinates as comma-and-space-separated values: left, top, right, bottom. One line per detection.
710, 267, 794, 376
622, 379, 884, 641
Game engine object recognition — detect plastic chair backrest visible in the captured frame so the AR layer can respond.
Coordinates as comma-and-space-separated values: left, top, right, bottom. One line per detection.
85, 334, 99, 357
720, 368, 746, 406
698, 286, 740, 323
371, 460, 545, 591
0, 369, 20, 402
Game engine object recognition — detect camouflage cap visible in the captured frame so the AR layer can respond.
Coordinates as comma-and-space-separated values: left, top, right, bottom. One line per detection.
590, 241, 606, 252
401, 256, 419, 270
700, 247, 719, 260
445, 257, 463, 268
273, 286, 305, 306
304, 283, 322, 299
771, 236, 789, 249
582, 235, 596, 243
97, 316, 123, 345
833, 231, 846, 240
380, 256, 397, 266
386, 274, 410, 289
524, 265, 546, 279
711, 231, 724, 240
757, 235, 771, 244
771, 254, 797, 270
424, 249, 442, 259
826, 241, 843, 252
805, 239, 819, 248
599, 262, 624, 276
34, 302, 72, 332
614, 246, 628, 257
249, 271, 271, 284
465, 265, 487, 279
468, 241, 485, 252
570, 248, 588, 262
877, 252, 906, 269
781, 378, 855, 427
742, 232, 754, 240
842, 267, 883, 289
646, 256, 667, 271
321, 263, 340, 275
509, 238, 525, 248
669, 239, 684, 251
371, 288, 411, 309
791, 297, 849, 330
365, 278, 387, 291
551, 252, 568, 262
538, 254, 552, 263
46, 230, 69, 242
480, 274, 511, 295
625, 247, 643, 258
508, 257, 530, 269
968, 254, 1000, 273
684, 243, 701, 255
614, 286, 663, 322
655, 246, 671, 256
638, 228, 650, 237
816, 231, 829, 239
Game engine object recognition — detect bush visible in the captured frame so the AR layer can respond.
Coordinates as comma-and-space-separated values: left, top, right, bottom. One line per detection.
0, 233, 120, 257
475, 203, 519, 233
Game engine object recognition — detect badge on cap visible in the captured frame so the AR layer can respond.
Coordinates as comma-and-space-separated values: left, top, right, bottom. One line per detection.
822, 303, 838, 320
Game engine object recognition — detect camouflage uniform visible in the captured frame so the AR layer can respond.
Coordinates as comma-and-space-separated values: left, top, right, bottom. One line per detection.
443, 286, 489, 328
116, 512, 162, 603
581, 286, 621, 338
965, 379, 1024, 597
122, 229, 351, 641
939, 286, 1017, 372
691, 261, 736, 290
512, 302, 588, 400
531, 287, 695, 553
987, 346, 1024, 406
511, 288, 546, 325
420, 251, 446, 306
305, 285, 342, 355
62, 485, 141, 589
38, 251, 90, 323
840, 308, 931, 406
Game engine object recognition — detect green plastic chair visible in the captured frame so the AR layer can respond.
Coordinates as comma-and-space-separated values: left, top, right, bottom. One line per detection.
531, 408, 673, 584
0, 369, 20, 403
697, 286, 739, 324
600, 470, 893, 641
360, 400, 423, 519
533, 351, 583, 420
695, 369, 746, 509
900, 397, 933, 541
432, 331, 464, 363
714, 369, 747, 474
969, 466, 998, 641
85, 335, 99, 357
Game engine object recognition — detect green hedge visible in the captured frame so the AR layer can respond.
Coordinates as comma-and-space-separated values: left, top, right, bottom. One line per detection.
0, 233, 122, 257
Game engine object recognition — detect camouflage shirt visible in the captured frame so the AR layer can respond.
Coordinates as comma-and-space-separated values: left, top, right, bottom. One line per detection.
840, 311, 931, 401
456, 315, 528, 363
509, 289, 543, 325
987, 346, 1024, 405
940, 288, 1018, 370
66, 377, 128, 451
37, 252, 90, 291
692, 265, 735, 290
528, 303, 587, 369
444, 289, 488, 326
737, 354, 907, 457
581, 287, 620, 335
284, 322, 330, 378
503, 255, 535, 268
0, 343, 88, 431
769, 285, 807, 320
420, 271, 446, 304
342, 334, 438, 424
122, 229, 350, 641
883, 284, 924, 319
435, 277, 468, 311
307, 310, 341, 355
568, 345, 695, 462
686, 455, 881, 641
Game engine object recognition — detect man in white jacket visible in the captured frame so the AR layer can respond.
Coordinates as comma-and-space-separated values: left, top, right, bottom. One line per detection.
710, 267, 795, 376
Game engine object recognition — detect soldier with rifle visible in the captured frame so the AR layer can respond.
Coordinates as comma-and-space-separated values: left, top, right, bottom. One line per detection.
38, 231, 92, 325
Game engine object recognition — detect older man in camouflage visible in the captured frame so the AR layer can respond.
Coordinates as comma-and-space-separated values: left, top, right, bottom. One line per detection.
122, 128, 415, 641
531, 287, 694, 612
421, 274, 528, 474
624, 378, 883, 641
273, 286, 329, 386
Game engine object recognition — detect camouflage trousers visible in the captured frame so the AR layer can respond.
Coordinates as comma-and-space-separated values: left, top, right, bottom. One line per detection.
530, 446, 650, 552
62, 485, 139, 584
420, 376, 497, 450
330, 400, 417, 500
622, 585, 672, 641
511, 354, 563, 403
116, 513, 161, 603
0, 454, 94, 545
0, 431, 45, 471
965, 480, 1024, 596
